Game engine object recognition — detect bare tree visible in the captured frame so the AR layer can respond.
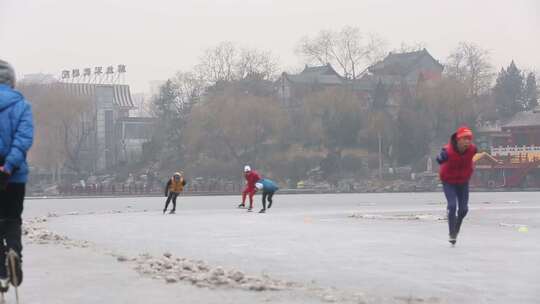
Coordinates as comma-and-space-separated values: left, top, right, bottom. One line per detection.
62, 109, 96, 175
173, 71, 206, 110
303, 87, 366, 150
196, 42, 279, 84
446, 42, 494, 100
235, 47, 279, 81
394, 41, 427, 52
296, 26, 387, 79
364, 32, 388, 65
23, 83, 66, 171
297, 30, 334, 67
186, 85, 286, 167
21, 82, 94, 176
196, 41, 237, 84
417, 77, 476, 140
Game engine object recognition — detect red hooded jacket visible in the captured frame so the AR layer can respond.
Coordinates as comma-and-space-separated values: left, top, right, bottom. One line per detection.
438, 134, 477, 184
244, 170, 261, 190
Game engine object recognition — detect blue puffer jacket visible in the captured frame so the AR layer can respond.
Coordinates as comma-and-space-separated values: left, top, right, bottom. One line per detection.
257, 178, 279, 193
0, 84, 34, 183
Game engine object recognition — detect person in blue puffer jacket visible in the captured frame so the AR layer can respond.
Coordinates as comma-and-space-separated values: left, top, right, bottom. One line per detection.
254, 178, 279, 213
0, 59, 34, 290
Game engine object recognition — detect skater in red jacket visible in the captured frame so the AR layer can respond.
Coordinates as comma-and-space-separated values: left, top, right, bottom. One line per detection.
437, 126, 478, 245
238, 165, 260, 212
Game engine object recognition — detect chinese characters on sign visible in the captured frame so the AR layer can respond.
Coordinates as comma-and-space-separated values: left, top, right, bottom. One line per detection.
61, 65, 127, 82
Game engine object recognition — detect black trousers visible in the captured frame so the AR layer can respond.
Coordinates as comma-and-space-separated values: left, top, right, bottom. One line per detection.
443, 183, 469, 237
0, 183, 24, 278
261, 191, 275, 210
164, 192, 179, 212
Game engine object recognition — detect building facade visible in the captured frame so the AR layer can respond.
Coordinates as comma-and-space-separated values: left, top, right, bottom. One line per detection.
59, 83, 154, 172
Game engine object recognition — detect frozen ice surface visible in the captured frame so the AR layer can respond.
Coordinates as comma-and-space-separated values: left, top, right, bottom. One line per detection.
19, 192, 540, 303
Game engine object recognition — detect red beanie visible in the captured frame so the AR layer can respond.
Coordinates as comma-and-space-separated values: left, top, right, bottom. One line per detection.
456, 126, 473, 140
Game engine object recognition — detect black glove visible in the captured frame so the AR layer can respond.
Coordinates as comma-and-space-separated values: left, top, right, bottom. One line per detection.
0, 171, 9, 191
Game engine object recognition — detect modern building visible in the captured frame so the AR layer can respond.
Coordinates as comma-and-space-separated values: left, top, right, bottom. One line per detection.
57, 83, 154, 172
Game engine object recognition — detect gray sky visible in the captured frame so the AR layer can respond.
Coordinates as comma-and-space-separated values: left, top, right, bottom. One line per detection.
1, 0, 539, 93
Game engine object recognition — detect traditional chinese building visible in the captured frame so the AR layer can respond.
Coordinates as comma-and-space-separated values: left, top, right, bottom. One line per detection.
277, 49, 444, 112
354, 48, 444, 117
473, 108, 540, 188
277, 64, 345, 109
366, 48, 443, 84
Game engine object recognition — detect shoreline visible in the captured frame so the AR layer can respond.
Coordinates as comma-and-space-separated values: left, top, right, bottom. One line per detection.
27, 187, 540, 200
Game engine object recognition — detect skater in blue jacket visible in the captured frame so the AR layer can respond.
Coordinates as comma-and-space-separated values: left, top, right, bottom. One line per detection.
255, 179, 279, 213
0, 60, 33, 292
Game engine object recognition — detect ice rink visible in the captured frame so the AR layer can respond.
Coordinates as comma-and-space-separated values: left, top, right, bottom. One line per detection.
15, 192, 540, 303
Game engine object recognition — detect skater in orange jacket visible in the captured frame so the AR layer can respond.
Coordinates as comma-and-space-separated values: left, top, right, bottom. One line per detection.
163, 172, 186, 214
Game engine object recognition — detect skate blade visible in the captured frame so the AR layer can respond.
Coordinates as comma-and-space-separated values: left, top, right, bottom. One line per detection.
7, 251, 20, 304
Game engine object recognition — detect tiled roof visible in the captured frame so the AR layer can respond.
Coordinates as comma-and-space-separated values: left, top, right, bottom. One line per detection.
285, 74, 344, 85
282, 64, 345, 85
57, 83, 135, 108
368, 49, 443, 75
502, 111, 540, 128
476, 122, 502, 133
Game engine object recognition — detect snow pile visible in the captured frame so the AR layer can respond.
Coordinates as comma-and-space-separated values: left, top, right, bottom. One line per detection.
128, 252, 375, 302
22, 215, 374, 303
23, 217, 91, 248
129, 252, 297, 291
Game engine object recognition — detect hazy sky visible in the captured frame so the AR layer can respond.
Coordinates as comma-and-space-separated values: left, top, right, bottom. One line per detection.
1, 0, 539, 93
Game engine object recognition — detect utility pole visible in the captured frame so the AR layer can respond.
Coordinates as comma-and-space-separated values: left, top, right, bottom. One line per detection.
378, 131, 383, 180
